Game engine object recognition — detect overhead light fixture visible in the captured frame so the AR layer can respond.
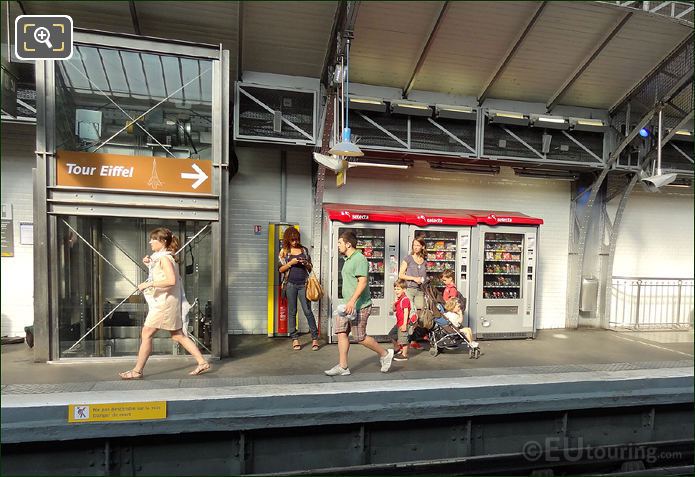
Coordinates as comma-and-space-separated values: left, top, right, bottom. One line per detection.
569, 117, 606, 132
531, 114, 569, 130
429, 162, 500, 176
347, 159, 411, 169
514, 168, 579, 181
435, 104, 477, 121
391, 101, 432, 117
674, 129, 692, 136
349, 96, 387, 113
488, 110, 529, 126
313, 152, 345, 172
329, 36, 364, 158
576, 119, 604, 127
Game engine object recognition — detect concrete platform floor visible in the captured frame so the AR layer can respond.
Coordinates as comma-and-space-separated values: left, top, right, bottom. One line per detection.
1, 329, 692, 388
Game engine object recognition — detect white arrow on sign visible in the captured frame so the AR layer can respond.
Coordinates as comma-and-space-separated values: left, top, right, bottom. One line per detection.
180, 164, 209, 190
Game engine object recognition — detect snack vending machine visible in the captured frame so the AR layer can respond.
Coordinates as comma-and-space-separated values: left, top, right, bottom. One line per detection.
407, 226, 472, 327
469, 220, 540, 339
329, 223, 400, 342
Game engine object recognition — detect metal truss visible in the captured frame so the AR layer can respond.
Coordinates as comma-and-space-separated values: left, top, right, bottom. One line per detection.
598, 1, 694, 26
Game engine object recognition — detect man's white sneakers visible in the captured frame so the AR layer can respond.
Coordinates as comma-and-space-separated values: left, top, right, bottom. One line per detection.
379, 349, 394, 373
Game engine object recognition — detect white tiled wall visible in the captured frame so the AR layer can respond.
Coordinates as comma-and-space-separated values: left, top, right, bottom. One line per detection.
227, 147, 314, 334
1, 123, 36, 337
323, 163, 572, 330
610, 188, 694, 278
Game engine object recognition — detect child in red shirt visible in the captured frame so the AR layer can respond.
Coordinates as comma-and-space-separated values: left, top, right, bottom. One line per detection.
388, 279, 414, 361
441, 269, 459, 302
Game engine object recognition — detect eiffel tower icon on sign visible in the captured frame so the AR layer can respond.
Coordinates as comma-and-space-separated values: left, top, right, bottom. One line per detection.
148, 158, 164, 190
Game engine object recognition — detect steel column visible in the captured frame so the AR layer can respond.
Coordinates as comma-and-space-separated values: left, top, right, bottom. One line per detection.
598, 173, 639, 327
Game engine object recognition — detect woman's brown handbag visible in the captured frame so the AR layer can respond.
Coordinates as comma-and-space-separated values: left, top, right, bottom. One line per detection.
305, 272, 324, 302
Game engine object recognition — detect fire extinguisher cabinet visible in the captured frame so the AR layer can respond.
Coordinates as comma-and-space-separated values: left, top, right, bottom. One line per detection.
267, 223, 300, 337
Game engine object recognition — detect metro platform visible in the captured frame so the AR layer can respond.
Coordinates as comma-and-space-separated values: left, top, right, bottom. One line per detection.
2, 329, 693, 475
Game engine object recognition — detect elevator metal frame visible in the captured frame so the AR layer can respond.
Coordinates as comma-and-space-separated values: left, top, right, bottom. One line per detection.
33, 30, 230, 361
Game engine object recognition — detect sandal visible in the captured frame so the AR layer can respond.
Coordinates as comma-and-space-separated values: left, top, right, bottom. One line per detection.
119, 369, 143, 380
189, 362, 211, 376
292, 339, 302, 351
311, 340, 320, 351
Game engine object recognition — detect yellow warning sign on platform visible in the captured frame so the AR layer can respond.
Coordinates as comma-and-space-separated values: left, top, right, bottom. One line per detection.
68, 401, 167, 423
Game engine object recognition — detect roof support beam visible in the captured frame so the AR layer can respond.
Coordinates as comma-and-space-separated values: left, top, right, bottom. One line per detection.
661, 110, 694, 145
320, 2, 360, 88
546, 11, 632, 112
609, 31, 693, 113
477, 1, 547, 105
403, 1, 450, 98
237, 1, 243, 81
128, 0, 141, 35
15, 0, 26, 15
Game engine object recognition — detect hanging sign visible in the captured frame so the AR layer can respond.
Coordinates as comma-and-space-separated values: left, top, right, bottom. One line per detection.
68, 401, 167, 423
56, 150, 212, 194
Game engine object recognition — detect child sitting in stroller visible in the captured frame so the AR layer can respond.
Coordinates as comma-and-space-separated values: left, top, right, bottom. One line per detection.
441, 298, 478, 347
429, 297, 480, 358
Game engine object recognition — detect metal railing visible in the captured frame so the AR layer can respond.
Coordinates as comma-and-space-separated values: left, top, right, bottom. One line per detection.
609, 276, 694, 329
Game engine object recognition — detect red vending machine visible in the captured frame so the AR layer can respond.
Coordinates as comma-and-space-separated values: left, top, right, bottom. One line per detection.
324, 205, 476, 342
325, 206, 403, 342
404, 211, 476, 327
468, 212, 543, 339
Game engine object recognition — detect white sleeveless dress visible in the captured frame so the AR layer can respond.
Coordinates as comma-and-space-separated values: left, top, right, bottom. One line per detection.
143, 254, 190, 331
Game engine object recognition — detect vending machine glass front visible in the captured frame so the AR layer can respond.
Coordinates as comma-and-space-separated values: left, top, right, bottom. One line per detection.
482, 232, 523, 300
415, 229, 457, 289
338, 227, 386, 300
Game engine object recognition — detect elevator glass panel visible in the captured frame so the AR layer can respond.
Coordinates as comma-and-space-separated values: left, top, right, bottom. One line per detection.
57, 217, 212, 358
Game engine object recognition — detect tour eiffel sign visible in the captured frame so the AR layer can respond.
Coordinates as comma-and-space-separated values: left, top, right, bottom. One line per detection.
56, 150, 213, 194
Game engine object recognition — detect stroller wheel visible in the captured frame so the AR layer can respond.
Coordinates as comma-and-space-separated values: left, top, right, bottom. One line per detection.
430, 345, 439, 357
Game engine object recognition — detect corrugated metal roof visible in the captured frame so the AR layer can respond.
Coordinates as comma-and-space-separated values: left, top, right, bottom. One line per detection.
242, 1, 338, 78
413, 1, 543, 97
561, 12, 692, 108
486, 2, 626, 103
350, 1, 445, 88
16, 1, 694, 111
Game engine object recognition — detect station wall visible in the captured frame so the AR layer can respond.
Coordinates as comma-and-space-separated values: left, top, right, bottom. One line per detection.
1, 123, 35, 337
610, 188, 694, 279
323, 163, 572, 330
227, 147, 314, 334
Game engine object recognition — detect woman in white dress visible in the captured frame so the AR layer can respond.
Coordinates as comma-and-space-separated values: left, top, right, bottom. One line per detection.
119, 227, 210, 379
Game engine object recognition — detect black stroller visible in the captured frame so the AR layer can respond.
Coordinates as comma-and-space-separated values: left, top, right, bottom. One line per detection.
420, 279, 481, 359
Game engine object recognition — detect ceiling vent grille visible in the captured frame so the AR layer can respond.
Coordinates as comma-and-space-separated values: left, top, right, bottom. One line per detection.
234, 83, 317, 145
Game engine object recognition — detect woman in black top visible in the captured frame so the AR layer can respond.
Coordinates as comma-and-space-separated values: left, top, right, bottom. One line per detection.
278, 226, 320, 350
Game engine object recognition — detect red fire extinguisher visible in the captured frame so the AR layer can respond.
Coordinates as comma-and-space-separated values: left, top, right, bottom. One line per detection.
278, 285, 288, 334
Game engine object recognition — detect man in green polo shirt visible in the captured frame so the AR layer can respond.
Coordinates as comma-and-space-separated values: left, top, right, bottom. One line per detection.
324, 230, 394, 376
